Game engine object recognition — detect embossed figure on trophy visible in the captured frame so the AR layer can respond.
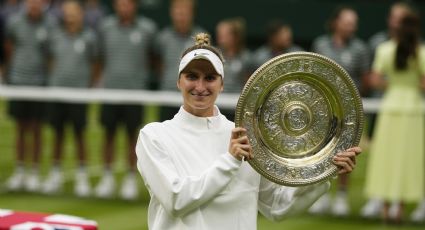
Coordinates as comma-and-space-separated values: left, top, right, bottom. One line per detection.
286, 106, 310, 131
297, 59, 314, 73
283, 137, 307, 153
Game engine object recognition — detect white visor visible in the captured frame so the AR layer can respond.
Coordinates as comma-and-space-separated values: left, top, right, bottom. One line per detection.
178, 49, 224, 78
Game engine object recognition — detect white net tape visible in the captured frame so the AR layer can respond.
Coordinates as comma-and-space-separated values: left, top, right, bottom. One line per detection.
0, 85, 383, 112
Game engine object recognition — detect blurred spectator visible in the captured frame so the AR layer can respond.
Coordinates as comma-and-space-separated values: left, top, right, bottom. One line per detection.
4, 0, 56, 192
369, 2, 412, 56
155, 0, 204, 121
312, 6, 369, 94
95, 0, 157, 200
215, 17, 251, 121
0, 0, 23, 78
361, 1, 413, 219
0, 0, 23, 20
42, 0, 98, 197
45, 0, 64, 19
83, 0, 105, 31
250, 19, 303, 70
309, 6, 369, 217
364, 12, 424, 223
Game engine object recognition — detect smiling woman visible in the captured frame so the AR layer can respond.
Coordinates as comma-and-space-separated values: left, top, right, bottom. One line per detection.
135, 32, 362, 230
176, 33, 225, 117
178, 59, 223, 117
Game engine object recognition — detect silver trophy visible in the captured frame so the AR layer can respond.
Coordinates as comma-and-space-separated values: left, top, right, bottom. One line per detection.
235, 52, 363, 186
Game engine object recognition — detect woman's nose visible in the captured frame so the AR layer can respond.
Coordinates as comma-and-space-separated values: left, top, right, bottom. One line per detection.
194, 79, 207, 91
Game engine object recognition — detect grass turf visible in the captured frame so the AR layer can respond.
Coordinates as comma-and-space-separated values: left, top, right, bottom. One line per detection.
0, 100, 423, 230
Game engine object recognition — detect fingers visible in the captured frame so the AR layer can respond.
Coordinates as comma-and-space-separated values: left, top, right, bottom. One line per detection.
345, 146, 362, 155
333, 159, 354, 174
231, 127, 247, 139
334, 156, 355, 169
230, 141, 253, 161
337, 167, 351, 175
229, 127, 253, 161
335, 151, 356, 166
333, 155, 355, 169
333, 147, 361, 174
229, 146, 252, 161
236, 135, 249, 144
230, 136, 250, 147
235, 148, 252, 161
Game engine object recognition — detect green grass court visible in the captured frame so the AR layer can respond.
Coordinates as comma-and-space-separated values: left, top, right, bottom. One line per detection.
0, 100, 423, 230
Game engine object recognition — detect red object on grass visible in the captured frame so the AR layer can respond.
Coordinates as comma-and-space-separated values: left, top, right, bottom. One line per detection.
0, 209, 97, 230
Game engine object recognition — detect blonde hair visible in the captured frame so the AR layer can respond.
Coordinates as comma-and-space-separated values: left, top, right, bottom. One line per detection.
181, 33, 224, 62
194, 32, 211, 46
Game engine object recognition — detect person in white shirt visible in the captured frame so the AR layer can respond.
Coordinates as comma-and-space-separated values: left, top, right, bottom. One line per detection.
136, 32, 362, 230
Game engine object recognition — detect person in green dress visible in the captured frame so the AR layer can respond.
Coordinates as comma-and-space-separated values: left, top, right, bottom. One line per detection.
361, 2, 413, 218
364, 12, 425, 223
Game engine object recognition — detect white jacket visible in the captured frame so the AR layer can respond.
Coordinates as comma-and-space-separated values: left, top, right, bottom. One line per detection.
136, 106, 329, 230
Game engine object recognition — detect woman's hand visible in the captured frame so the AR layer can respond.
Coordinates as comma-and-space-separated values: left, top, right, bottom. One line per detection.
228, 127, 253, 161
332, 146, 362, 174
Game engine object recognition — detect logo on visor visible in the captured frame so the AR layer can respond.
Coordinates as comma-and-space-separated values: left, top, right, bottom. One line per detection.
194, 52, 210, 57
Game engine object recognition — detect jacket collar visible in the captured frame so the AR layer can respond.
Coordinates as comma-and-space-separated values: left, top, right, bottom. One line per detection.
173, 106, 225, 130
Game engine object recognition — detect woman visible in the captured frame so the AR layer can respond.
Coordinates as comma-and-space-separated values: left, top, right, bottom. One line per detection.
364, 12, 425, 223
136, 33, 361, 229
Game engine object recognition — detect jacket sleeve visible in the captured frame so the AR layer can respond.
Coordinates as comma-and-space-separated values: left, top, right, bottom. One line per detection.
136, 127, 242, 217
258, 177, 330, 221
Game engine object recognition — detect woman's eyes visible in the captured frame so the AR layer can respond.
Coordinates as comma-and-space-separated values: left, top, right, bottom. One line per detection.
205, 75, 219, 81
186, 74, 197, 80
185, 73, 219, 81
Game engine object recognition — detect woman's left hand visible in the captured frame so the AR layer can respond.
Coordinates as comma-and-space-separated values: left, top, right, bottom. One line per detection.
332, 146, 362, 174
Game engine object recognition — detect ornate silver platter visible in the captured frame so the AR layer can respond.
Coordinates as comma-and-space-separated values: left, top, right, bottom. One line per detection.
235, 52, 363, 186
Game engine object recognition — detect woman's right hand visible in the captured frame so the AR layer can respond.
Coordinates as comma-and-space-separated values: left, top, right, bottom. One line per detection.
228, 127, 253, 161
